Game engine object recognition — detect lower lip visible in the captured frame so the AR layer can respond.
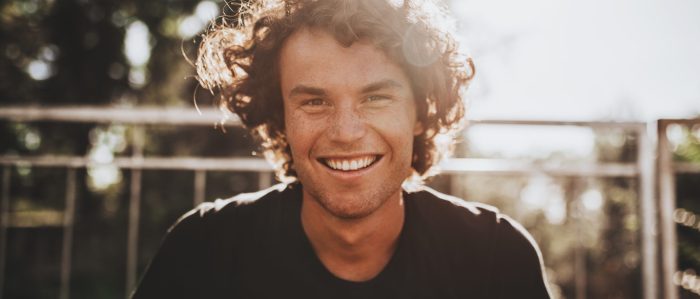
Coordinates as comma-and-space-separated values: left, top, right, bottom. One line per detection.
318, 157, 382, 180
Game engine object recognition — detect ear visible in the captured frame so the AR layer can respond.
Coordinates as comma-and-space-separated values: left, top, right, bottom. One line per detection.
413, 121, 424, 136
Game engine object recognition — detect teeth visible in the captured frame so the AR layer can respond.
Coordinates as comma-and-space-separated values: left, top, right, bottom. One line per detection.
323, 156, 377, 171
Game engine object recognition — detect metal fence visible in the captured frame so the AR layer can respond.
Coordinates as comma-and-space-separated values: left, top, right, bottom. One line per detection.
657, 119, 700, 299
0, 106, 697, 299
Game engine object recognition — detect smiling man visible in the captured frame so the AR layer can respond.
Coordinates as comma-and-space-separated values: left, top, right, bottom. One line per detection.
131, 0, 551, 298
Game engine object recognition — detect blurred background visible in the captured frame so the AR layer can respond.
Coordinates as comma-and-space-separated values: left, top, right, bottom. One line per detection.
0, 0, 698, 298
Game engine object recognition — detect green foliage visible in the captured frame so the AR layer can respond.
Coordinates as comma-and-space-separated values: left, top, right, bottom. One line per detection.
675, 126, 700, 163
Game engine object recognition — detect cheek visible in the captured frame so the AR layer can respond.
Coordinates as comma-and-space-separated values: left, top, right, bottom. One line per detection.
389, 105, 417, 140
374, 112, 417, 152
397, 107, 419, 159
284, 111, 317, 159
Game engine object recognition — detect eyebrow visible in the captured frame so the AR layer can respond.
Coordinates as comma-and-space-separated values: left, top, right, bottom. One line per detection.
288, 85, 327, 97
360, 79, 404, 93
288, 79, 404, 98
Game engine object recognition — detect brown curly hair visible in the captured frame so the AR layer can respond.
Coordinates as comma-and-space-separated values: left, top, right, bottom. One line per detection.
196, 0, 474, 182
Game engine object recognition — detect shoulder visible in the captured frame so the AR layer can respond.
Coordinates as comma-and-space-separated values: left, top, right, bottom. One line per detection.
170, 183, 294, 229
408, 185, 498, 215
157, 183, 299, 245
406, 187, 551, 297
406, 186, 501, 235
197, 182, 291, 215
407, 185, 543, 256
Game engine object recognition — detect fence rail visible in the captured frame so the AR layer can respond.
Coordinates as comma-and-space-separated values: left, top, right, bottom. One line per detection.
0, 106, 237, 126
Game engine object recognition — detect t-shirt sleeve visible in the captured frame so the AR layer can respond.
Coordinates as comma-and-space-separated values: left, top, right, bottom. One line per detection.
130, 206, 211, 299
490, 215, 552, 299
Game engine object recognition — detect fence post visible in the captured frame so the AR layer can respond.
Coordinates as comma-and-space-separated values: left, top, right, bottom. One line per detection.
637, 124, 658, 299
125, 127, 144, 298
194, 170, 206, 206
658, 120, 678, 299
258, 171, 272, 190
59, 168, 77, 299
0, 166, 10, 299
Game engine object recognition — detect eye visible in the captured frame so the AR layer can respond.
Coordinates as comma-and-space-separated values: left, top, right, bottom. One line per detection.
299, 98, 330, 113
303, 98, 327, 106
367, 95, 389, 102
364, 95, 393, 108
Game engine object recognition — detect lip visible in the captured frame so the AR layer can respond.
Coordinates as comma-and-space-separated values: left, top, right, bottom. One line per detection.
315, 154, 384, 181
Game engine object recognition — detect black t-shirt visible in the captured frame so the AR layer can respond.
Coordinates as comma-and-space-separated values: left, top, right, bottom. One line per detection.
131, 183, 551, 298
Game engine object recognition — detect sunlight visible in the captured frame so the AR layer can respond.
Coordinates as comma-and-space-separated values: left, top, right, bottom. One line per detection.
580, 189, 603, 211
666, 124, 686, 150
86, 126, 126, 192
520, 175, 567, 225
124, 20, 152, 67
178, 15, 203, 39
178, 1, 219, 39
128, 68, 147, 88
26, 60, 51, 80
22, 129, 41, 150
545, 196, 566, 225
195, 1, 219, 23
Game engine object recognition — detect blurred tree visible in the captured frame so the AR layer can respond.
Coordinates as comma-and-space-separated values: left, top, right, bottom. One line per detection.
582, 128, 642, 299
0, 0, 260, 297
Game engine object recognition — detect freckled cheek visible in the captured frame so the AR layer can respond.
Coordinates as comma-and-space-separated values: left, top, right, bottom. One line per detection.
285, 112, 324, 160
373, 117, 416, 151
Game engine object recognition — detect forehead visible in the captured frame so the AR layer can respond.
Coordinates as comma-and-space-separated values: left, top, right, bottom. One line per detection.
278, 28, 410, 92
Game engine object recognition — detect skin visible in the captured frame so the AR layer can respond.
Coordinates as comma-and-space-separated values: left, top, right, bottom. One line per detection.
279, 27, 422, 282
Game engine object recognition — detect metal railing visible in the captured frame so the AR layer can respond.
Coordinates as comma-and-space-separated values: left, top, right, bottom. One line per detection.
0, 106, 697, 299
657, 119, 700, 299
0, 106, 270, 299
462, 119, 657, 299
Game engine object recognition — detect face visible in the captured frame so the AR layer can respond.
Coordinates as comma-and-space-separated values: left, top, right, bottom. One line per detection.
279, 28, 421, 219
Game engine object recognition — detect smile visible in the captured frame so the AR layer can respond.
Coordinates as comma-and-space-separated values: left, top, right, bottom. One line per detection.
319, 155, 381, 171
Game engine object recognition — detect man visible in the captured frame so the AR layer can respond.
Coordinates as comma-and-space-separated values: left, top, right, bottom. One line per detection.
132, 0, 552, 298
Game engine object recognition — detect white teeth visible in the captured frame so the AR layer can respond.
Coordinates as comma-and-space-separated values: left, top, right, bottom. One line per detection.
323, 156, 377, 171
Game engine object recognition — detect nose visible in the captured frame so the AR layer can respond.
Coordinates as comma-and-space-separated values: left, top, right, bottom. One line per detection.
326, 103, 366, 144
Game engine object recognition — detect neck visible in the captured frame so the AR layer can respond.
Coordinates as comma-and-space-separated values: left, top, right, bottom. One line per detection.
300, 189, 405, 282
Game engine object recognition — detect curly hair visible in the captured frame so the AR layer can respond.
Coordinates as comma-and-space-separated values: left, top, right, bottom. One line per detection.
196, 0, 474, 182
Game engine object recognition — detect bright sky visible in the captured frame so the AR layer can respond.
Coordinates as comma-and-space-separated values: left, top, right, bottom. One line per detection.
450, 0, 700, 122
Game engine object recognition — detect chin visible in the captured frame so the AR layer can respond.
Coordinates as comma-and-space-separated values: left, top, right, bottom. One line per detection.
317, 195, 380, 220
